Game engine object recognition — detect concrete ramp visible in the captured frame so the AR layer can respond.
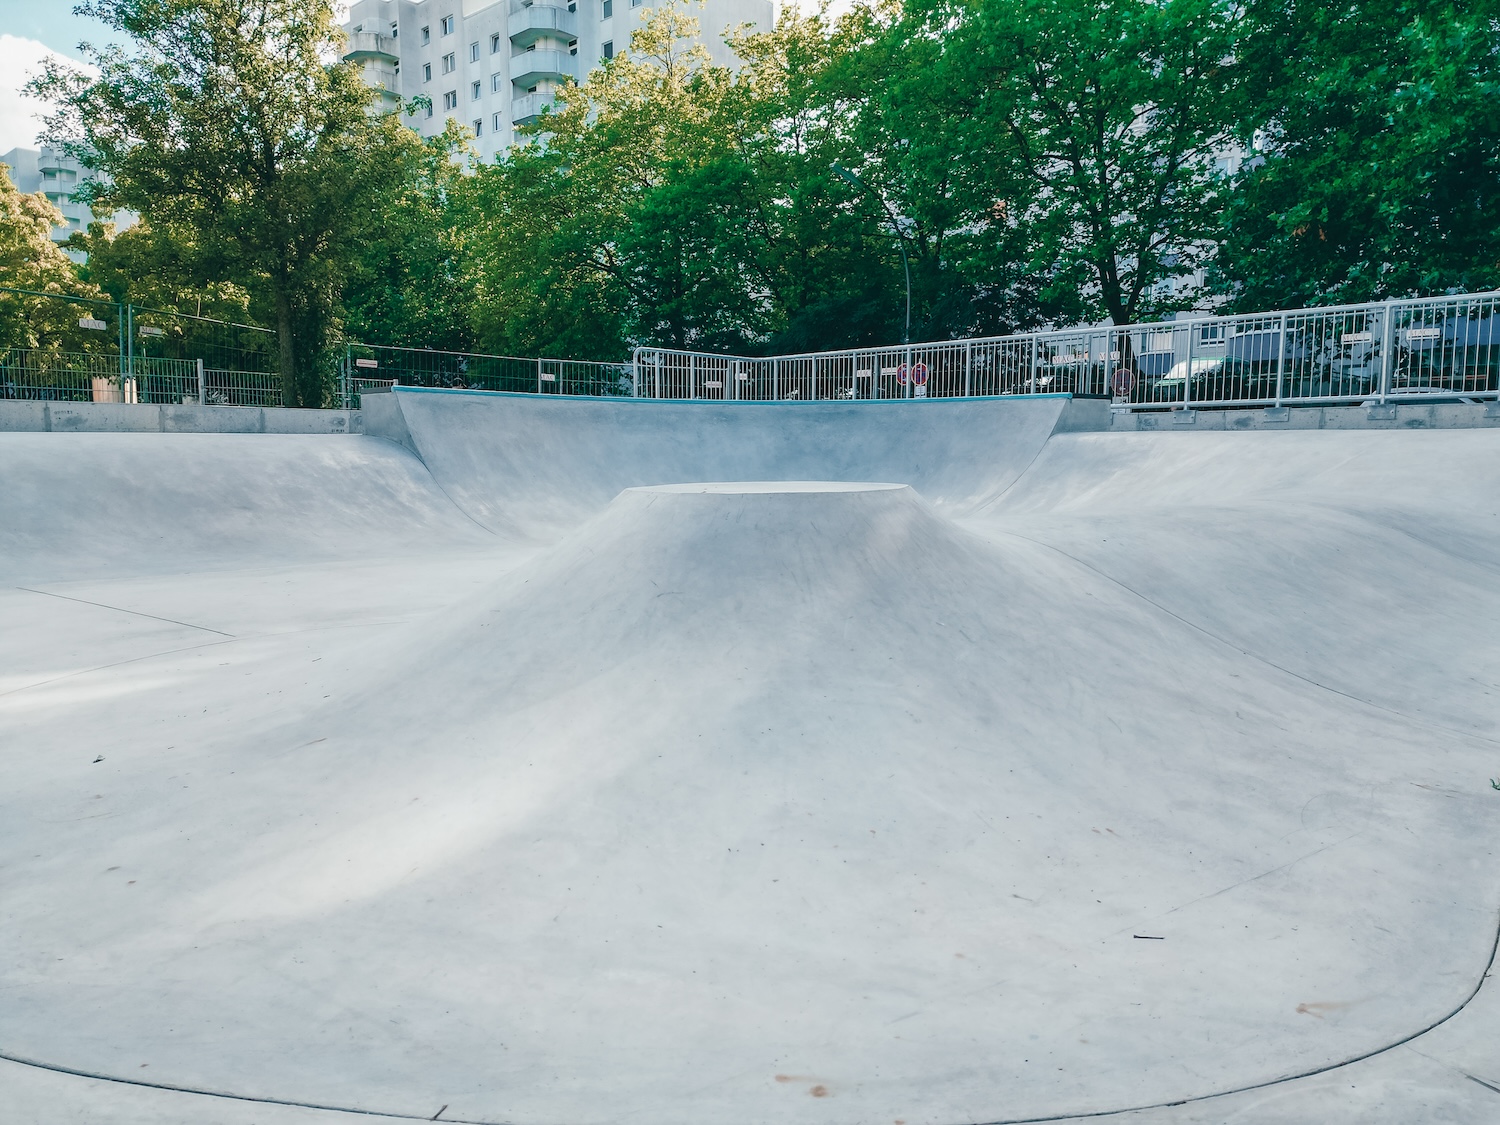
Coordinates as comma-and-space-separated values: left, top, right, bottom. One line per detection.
0, 432, 495, 585
2, 399, 1498, 1125
377, 389, 1096, 539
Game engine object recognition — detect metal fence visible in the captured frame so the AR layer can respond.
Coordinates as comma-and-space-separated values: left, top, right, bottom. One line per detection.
10, 287, 1496, 413
1, 287, 283, 407
631, 290, 1500, 409
342, 343, 634, 405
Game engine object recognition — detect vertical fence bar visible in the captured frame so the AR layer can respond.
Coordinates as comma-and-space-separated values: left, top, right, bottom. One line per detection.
1379, 298, 1396, 404
1274, 314, 1286, 408
1183, 319, 1194, 410
196, 358, 206, 406
964, 341, 972, 398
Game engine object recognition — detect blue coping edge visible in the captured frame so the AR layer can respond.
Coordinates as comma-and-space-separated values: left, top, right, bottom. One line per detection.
393, 386, 1079, 405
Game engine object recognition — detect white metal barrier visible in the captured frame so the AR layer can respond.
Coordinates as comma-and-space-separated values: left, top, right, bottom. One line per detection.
631, 291, 1500, 409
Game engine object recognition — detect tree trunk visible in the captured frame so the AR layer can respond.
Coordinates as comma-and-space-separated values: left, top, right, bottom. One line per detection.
274, 287, 299, 408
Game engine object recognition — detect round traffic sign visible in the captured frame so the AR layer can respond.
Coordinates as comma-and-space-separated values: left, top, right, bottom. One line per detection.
895, 364, 909, 385
911, 362, 929, 386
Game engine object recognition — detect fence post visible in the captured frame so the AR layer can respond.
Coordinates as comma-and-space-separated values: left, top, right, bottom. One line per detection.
117, 302, 127, 389
773, 357, 779, 401
341, 346, 351, 411
196, 358, 206, 406
1379, 298, 1396, 404
689, 353, 696, 400
964, 341, 973, 398
536, 356, 543, 394
1183, 319, 1194, 410
1274, 314, 1286, 407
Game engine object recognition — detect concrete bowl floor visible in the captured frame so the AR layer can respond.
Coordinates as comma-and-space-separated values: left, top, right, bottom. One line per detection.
2, 394, 1498, 1125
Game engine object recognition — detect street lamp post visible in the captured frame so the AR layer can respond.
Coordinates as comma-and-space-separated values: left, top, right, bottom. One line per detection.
831, 163, 912, 349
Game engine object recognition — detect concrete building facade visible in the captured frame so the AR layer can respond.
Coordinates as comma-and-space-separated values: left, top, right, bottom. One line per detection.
1, 146, 92, 247
341, 0, 777, 160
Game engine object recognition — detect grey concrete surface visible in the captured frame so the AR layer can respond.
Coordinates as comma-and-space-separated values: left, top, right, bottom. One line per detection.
1, 392, 1497, 1125
0, 400, 363, 434
1109, 400, 1500, 431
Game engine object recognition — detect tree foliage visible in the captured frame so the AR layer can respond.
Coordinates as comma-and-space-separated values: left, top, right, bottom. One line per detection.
31, 0, 427, 405
0, 163, 107, 352
1216, 0, 1500, 307
13, 0, 1497, 377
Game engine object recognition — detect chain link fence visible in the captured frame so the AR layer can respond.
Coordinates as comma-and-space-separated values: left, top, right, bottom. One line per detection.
1, 287, 282, 407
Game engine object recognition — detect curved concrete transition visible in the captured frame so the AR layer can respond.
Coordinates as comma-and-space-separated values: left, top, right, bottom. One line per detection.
2, 390, 1499, 1125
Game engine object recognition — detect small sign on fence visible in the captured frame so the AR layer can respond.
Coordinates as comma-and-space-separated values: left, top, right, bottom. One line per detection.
78, 317, 107, 331
355, 358, 379, 369
140, 326, 166, 338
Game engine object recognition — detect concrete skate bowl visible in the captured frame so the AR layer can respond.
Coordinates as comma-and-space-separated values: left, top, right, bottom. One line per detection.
2, 388, 1499, 1125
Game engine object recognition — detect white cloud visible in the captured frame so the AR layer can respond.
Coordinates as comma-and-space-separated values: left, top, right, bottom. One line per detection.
0, 34, 92, 154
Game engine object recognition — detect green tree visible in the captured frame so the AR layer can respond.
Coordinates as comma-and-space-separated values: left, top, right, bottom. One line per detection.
1217, 0, 1500, 307
343, 121, 476, 352
0, 163, 105, 352
911, 0, 1243, 327
32, 0, 423, 405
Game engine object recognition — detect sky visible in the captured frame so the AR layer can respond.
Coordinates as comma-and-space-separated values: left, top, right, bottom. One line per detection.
0, 1, 124, 153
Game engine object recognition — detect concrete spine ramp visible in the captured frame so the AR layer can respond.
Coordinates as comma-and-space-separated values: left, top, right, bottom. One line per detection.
1, 392, 1498, 1125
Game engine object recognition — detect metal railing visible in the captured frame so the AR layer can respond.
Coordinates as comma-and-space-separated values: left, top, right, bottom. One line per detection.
342, 343, 634, 405
630, 290, 1500, 409
0, 287, 286, 407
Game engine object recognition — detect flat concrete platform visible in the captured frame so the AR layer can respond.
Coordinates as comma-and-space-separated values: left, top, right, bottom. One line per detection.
1, 390, 1497, 1124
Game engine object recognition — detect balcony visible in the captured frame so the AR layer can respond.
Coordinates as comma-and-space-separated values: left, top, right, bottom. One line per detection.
343, 31, 399, 63
511, 90, 559, 125
511, 49, 574, 89
508, 3, 579, 48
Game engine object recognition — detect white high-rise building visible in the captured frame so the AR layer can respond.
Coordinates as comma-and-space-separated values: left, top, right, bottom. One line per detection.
1, 147, 92, 244
342, 0, 777, 161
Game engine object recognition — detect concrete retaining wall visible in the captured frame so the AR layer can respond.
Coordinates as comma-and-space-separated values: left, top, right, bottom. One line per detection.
1111, 400, 1500, 431
0, 400, 363, 434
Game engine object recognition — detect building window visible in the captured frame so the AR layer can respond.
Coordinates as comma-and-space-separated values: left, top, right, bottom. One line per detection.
421, 25, 430, 43
423, 62, 432, 81
602, 39, 614, 58
425, 103, 434, 118
392, 22, 398, 37
602, 0, 612, 15
441, 15, 455, 35
569, 41, 578, 56
630, 0, 642, 7
472, 80, 481, 100
493, 113, 503, 132
473, 118, 483, 136
470, 41, 480, 62
442, 52, 456, 73
443, 90, 458, 110
492, 73, 503, 92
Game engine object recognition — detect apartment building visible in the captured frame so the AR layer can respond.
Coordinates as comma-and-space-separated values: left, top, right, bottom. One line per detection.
341, 0, 777, 160
1, 146, 137, 262
1, 146, 92, 248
